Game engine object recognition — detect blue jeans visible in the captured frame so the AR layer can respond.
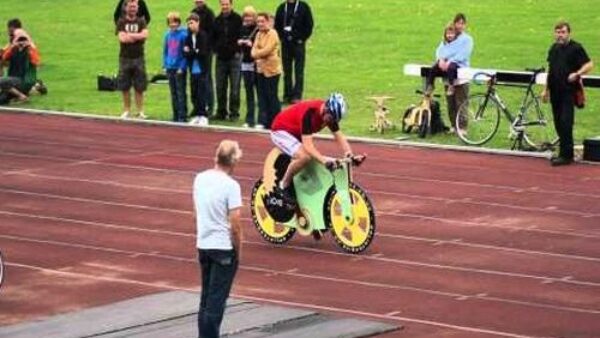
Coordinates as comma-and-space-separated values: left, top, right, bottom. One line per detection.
242, 70, 258, 126
197, 249, 238, 338
257, 73, 281, 129
167, 69, 188, 122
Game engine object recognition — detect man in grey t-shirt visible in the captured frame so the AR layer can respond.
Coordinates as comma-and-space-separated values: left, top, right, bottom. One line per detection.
193, 140, 243, 338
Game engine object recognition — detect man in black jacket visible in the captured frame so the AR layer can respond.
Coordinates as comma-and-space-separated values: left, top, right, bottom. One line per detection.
542, 21, 593, 166
274, 0, 313, 104
191, 0, 215, 116
212, 0, 242, 121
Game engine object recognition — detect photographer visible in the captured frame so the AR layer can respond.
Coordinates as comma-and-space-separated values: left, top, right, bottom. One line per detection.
0, 30, 40, 105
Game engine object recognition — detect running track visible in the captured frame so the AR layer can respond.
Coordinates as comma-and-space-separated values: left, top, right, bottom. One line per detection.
0, 112, 599, 338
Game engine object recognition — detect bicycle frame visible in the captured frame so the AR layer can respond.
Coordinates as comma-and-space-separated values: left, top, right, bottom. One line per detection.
477, 70, 544, 129
291, 159, 353, 231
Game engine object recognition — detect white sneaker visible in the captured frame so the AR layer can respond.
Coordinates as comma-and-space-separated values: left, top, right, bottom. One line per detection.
242, 123, 250, 128
120, 111, 131, 119
254, 124, 264, 130
198, 116, 209, 126
189, 116, 200, 125
137, 112, 147, 119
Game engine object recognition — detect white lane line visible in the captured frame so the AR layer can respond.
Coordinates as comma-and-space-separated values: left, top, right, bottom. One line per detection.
378, 233, 600, 263
372, 189, 599, 218
0, 188, 192, 215
4, 172, 598, 240
3, 236, 599, 316
5, 261, 557, 338
358, 172, 600, 200
1, 199, 599, 266
0, 225, 600, 294
2, 148, 600, 200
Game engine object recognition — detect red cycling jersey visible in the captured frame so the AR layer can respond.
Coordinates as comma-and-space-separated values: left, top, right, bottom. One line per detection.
271, 100, 339, 140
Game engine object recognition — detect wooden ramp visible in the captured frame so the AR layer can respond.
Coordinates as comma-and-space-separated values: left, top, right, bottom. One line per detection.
0, 292, 398, 338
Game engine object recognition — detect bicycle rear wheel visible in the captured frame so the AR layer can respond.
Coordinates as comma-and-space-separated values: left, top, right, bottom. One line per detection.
456, 94, 501, 145
522, 97, 559, 150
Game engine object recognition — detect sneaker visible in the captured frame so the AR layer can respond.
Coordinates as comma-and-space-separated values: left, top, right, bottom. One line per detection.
198, 116, 209, 126
36, 80, 48, 95
188, 116, 200, 125
275, 184, 297, 210
254, 124, 265, 130
137, 112, 147, 119
120, 111, 131, 119
242, 123, 250, 128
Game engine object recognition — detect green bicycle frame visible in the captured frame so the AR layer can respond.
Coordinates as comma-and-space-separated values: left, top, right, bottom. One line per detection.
284, 160, 353, 231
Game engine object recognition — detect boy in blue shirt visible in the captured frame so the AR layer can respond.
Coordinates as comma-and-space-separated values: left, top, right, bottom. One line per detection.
163, 12, 188, 122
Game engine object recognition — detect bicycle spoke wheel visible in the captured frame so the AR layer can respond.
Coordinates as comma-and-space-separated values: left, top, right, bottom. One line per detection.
456, 93, 501, 145
250, 180, 295, 244
522, 97, 559, 150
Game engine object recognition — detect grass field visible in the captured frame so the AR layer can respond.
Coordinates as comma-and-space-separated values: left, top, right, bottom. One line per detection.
1, 0, 599, 150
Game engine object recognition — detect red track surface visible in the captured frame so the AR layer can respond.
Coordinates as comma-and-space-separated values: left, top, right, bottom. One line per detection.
0, 112, 599, 338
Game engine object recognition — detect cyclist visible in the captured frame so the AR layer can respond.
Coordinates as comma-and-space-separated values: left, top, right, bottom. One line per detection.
269, 92, 360, 207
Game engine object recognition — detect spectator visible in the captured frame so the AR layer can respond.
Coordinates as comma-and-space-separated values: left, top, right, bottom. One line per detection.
443, 13, 474, 135
212, 0, 242, 121
163, 12, 188, 122
184, 13, 210, 126
542, 21, 593, 166
1, 19, 23, 78
0, 29, 40, 105
238, 6, 259, 128
191, 0, 216, 117
251, 12, 282, 129
425, 22, 459, 96
274, 0, 313, 104
116, 0, 149, 119
193, 139, 243, 338
114, 0, 150, 25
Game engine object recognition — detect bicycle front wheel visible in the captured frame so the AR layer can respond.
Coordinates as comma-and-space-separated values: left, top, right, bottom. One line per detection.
456, 94, 501, 145
522, 97, 559, 150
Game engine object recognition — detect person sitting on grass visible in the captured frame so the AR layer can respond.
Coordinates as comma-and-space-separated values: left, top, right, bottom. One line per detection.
425, 22, 459, 96
0, 29, 40, 105
163, 11, 188, 122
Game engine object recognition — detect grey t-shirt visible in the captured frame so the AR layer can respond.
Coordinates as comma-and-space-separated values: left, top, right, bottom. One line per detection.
193, 169, 242, 250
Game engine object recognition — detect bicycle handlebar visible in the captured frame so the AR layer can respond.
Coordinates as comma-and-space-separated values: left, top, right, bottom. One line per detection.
326, 154, 367, 171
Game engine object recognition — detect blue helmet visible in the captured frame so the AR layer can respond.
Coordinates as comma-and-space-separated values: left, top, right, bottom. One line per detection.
325, 92, 348, 122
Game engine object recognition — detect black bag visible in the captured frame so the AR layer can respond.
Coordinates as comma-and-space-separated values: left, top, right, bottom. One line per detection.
97, 75, 117, 91
429, 100, 449, 134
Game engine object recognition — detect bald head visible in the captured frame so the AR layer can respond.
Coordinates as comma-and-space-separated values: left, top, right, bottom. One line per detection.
215, 140, 242, 168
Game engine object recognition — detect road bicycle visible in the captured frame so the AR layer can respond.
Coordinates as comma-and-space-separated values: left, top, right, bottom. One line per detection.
251, 148, 376, 254
456, 68, 559, 150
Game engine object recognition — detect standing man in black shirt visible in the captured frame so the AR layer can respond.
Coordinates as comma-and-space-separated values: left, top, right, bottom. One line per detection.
274, 0, 313, 104
192, 0, 216, 117
542, 21, 593, 166
212, 0, 242, 121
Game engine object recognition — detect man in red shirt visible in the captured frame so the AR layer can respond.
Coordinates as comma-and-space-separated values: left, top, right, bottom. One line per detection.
270, 93, 355, 202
